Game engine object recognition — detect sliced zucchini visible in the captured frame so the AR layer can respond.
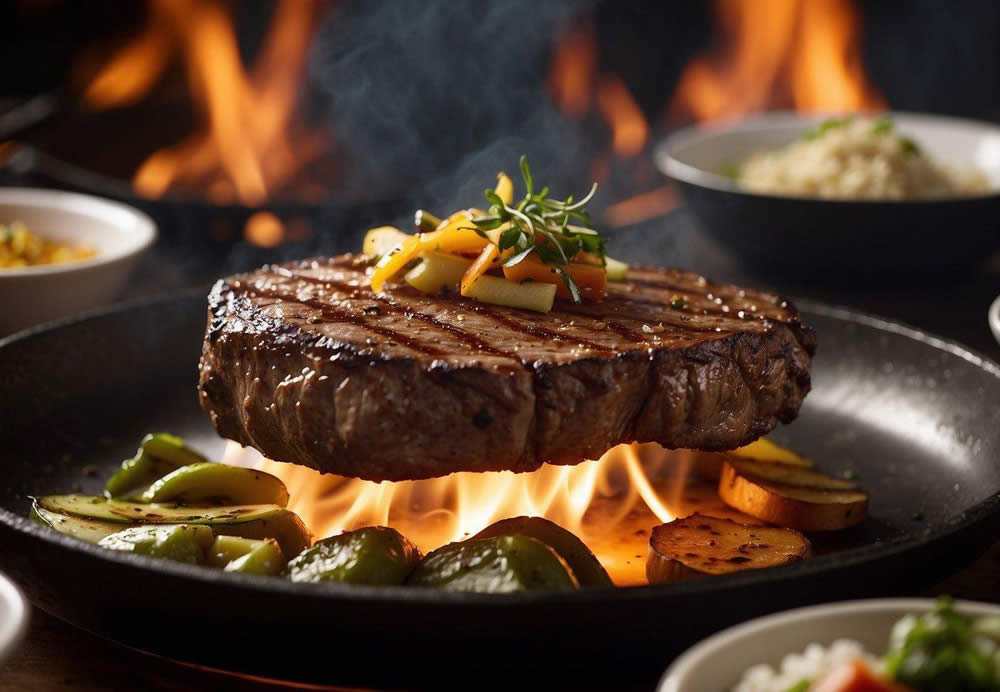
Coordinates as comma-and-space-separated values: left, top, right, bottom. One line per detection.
221, 538, 286, 576
98, 524, 215, 565
104, 433, 208, 499
404, 252, 472, 294
30, 504, 122, 543
36, 495, 311, 557
408, 535, 579, 593
604, 256, 628, 282
472, 516, 612, 588
140, 463, 289, 507
208, 535, 259, 567
285, 526, 421, 586
140, 433, 209, 467
214, 511, 311, 559
463, 274, 556, 313
718, 461, 869, 531
105, 451, 178, 499
646, 513, 811, 584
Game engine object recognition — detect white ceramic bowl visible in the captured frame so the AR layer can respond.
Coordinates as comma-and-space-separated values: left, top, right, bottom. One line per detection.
659, 598, 1000, 691
0, 571, 28, 665
0, 187, 156, 335
655, 112, 1000, 277
990, 295, 1000, 346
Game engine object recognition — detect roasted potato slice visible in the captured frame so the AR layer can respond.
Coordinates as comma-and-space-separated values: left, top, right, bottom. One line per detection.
722, 458, 858, 491
719, 460, 868, 531
646, 513, 811, 584
690, 438, 812, 482
731, 438, 812, 467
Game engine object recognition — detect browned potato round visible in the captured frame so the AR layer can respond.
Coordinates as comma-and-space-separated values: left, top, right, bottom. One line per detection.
718, 460, 868, 531
647, 513, 811, 584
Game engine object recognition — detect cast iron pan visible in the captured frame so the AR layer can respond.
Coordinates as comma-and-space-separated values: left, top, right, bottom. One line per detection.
1, 295, 999, 689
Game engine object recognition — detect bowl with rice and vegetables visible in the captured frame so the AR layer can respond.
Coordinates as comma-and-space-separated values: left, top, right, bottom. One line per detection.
659, 597, 1000, 692
657, 112, 1000, 279
0, 187, 155, 335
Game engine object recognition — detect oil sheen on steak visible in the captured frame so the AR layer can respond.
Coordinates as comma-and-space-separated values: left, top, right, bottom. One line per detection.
198, 254, 815, 482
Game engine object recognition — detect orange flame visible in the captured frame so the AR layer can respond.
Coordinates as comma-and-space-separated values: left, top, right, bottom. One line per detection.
603, 185, 677, 228
223, 442, 715, 586
83, 0, 330, 206
670, 0, 885, 122
596, 76, 649, 158
548, 24, 598, 117
548, 25, 649, 160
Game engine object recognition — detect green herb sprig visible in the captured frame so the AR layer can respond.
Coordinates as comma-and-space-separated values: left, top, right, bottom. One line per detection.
465, 155, 605, 302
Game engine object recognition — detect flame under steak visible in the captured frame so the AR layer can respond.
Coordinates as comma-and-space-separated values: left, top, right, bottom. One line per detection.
198, 254, 815, 482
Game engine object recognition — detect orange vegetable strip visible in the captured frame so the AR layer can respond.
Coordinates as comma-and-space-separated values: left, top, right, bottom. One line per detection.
460, 244, 499, 296
502, 254, 607, 300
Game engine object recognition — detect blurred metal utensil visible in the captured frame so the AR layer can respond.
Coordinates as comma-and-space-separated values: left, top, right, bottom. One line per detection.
0, 92, 59, 142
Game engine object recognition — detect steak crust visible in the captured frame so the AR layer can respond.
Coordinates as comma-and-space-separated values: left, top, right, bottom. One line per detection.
199, 255, 815, 481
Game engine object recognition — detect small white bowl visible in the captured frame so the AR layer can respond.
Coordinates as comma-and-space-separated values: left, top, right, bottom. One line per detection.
0, 571, 28, 665
659, 598, 1000, 691
0, 187, 156, 335
990, 295, 1000, 345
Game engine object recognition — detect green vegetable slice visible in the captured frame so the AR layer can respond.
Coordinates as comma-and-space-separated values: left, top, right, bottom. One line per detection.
472, 516, 612, 588
408, 535, 579, 593
140, 462, 289, 507
208, 535, 287, 575
105, 433, 208, 499
98, 524, 215, 564
35, 495, 311, 558
30, 504, 122, 544
285, 526, 421, 586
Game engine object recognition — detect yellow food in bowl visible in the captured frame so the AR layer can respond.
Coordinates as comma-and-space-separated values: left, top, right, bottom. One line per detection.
0, 221, 96, 269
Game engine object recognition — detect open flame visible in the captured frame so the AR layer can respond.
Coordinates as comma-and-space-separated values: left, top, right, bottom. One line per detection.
548, 24, 650, 160
82, 0, 330, 206
222, 441, 733, 586
669, 0, 885, 123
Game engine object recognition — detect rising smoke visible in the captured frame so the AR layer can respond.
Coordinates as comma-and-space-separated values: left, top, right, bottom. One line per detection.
308, 0, 596, 215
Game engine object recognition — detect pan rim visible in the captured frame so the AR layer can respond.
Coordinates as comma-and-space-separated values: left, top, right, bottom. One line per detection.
1, 293, 999, 606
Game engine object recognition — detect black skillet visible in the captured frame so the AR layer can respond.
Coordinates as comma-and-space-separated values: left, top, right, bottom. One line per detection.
0, 294, 999, 689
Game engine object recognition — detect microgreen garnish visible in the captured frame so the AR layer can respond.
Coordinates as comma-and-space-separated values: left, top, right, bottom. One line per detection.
871, 116, 894, 135
720, 163, 742, 179
801, 116, 853, 140
465, 155, 605, 303
900, 136, 920, 156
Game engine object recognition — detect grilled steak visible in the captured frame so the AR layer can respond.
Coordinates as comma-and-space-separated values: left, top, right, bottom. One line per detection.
199, 255, 815, 481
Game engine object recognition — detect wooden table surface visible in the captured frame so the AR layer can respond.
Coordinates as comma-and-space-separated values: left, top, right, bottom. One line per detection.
2, 209, 999, 691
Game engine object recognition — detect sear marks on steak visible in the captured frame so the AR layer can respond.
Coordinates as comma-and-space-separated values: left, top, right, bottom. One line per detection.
198, 254, 815, 482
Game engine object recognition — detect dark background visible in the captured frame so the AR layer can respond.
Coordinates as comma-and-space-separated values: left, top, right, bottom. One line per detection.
5, 1, 1000, 119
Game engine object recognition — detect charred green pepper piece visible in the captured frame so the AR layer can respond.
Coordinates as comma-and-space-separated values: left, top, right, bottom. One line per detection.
140, 463, 289, 507
104, 433, 208, 499
408, 535, 579, 593
208, 536, 286, 576
98, 524, 214, 564
285, 526, 421, 585
472, 516, 613, 588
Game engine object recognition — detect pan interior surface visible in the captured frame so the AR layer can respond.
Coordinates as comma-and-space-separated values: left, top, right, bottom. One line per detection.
0, 295, 998, 686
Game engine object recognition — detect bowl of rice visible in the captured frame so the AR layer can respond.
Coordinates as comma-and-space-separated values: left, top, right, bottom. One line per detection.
656, 112, 1000, 279
0, 187, 156, 335
658, 598, 1000, 692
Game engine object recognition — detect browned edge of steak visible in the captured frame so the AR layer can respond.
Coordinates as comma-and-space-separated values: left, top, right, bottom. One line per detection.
198, 256, 815, 481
